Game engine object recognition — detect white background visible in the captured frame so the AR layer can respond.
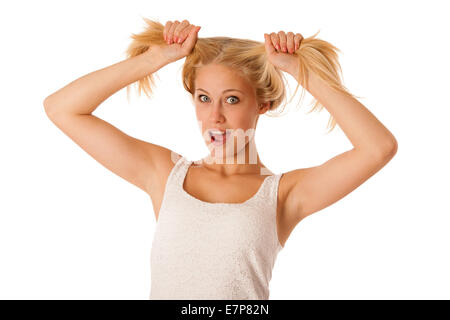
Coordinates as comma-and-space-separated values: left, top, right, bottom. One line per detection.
1, 0, 449, 299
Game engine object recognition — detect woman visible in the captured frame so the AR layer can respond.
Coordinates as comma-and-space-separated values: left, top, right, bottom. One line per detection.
43, 18, 397, 300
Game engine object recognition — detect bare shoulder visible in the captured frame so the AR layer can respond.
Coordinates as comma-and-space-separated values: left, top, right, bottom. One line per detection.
276, 167, 311, 246
144, 145, 182, 221
145, 145, 181, 197
280, 147, 394, 225
278, 167, 310, 216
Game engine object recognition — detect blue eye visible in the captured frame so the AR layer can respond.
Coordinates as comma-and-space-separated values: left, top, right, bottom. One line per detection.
227, 96, 239, 104
198, 95, 209, 102
198, 95, 240, 104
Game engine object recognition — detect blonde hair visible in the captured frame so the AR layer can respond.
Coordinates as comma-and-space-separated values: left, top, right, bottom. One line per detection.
125, 17, 360, 133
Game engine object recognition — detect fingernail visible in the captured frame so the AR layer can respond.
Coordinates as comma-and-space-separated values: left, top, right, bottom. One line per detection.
275, 44, 280, 50
177, 38, 182, 44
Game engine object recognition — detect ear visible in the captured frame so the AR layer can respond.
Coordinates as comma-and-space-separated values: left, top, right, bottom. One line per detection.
258, 101, 271, 114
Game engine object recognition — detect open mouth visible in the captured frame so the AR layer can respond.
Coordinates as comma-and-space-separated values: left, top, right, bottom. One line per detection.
209, 130, 230, 145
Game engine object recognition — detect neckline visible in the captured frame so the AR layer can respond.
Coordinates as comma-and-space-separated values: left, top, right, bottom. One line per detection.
179, 158, 274, 206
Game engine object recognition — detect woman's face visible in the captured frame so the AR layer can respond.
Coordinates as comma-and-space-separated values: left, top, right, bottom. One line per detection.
192, 63, 270, 161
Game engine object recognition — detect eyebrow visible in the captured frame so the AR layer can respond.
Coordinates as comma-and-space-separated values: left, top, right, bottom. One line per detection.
196, 88, 245, 94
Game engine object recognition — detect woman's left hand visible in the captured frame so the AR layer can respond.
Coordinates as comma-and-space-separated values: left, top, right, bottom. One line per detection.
264, 31, 303, 77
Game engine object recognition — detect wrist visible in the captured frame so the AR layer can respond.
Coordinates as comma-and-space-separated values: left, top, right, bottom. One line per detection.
140, 48, 170, 73
287, 61, 300, 81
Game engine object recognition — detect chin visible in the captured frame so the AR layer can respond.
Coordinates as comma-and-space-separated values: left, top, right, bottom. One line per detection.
206, 138, 249, 161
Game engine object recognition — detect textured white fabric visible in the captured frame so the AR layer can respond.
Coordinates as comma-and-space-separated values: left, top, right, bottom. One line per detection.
149, 155, 283, 300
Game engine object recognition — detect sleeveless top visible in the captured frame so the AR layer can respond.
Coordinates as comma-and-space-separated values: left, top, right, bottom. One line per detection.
149, 155, 284, 300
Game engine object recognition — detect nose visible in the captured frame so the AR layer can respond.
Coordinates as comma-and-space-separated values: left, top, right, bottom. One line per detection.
208, 103, 225, 123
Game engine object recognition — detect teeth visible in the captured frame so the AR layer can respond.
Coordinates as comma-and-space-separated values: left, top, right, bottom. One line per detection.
210, 130, 226, 135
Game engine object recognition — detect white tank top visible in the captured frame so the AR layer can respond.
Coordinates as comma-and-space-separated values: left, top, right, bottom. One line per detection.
149, 155, 284, 300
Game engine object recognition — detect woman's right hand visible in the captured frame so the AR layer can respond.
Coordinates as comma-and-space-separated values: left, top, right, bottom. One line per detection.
151, 20, 201, 64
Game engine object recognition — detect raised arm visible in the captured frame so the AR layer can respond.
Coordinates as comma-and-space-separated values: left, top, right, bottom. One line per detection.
264, 31, 398, 239
283, 68, 398, 226
264, 31, 398, 234
43, 50, 172, 196
44, 20, 201, 201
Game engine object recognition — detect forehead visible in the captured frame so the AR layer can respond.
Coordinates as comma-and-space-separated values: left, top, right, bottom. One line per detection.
195, 64, 252, 92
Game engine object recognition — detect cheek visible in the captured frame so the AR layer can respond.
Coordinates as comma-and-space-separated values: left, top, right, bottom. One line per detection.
194, 106, 208, 121
231, 115, 258, 141
232, 111, 257, 130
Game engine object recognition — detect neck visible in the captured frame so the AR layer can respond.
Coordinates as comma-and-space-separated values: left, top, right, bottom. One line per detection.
199, 138, 265, 176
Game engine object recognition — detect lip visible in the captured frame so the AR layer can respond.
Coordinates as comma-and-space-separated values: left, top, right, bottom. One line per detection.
208, 129, 231, 146
207, 128, 231, 137
208, 128, 228, 134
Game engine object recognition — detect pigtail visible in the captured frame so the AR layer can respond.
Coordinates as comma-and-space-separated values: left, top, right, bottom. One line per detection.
123, 17, 358, 133
124, 17, 166, 103
292, 30, 362, 133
